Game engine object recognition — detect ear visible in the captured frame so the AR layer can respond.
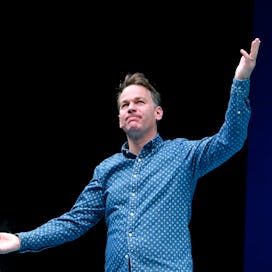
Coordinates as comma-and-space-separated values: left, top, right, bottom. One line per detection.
155, 106, 163, 121
118, 114, 123, 129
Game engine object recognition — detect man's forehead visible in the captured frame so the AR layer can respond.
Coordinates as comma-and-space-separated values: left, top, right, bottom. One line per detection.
120, 85, 150, 101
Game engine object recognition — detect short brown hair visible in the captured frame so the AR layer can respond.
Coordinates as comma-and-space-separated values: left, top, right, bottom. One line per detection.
116, 72, 161, 109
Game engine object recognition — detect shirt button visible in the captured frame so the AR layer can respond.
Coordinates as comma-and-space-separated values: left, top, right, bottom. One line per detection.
237, 110, 241, 114
129, 232, 133, 237
132, 192, 135, 197
130, 212, 134, 216
125, 254, 129, 259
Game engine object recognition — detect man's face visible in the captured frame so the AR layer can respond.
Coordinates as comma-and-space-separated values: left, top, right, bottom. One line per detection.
118, 85, 163, 137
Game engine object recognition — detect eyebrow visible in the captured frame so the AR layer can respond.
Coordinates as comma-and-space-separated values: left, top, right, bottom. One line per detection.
120, 96, 146, 104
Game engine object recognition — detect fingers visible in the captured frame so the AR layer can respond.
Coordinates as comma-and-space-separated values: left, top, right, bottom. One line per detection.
250, 38, 261, 59
240, 38, 261, 61
240, 48, 250, 59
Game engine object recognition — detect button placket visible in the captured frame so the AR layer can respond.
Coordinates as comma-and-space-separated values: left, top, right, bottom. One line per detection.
127, 155, 142, 261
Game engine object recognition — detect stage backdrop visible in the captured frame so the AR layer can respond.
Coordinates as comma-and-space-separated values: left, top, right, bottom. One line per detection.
243, 0, 272, 271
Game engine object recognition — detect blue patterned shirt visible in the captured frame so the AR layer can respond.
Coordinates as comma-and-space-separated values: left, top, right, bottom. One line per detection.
17, 78, 251, 272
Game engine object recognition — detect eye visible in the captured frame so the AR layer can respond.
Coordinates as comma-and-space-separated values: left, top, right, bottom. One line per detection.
120, 103, 128, 109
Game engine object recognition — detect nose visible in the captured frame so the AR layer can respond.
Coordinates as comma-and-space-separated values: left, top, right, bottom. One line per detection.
127, 103, 136, 113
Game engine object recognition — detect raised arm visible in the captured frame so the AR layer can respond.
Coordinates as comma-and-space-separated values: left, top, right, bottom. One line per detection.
235, 38, 261, 80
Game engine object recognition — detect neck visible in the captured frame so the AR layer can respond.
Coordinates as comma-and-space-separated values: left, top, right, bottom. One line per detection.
126, 131, 157, 155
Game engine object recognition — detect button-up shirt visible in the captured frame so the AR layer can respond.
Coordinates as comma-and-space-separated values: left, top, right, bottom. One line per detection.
17, 78, 251, 272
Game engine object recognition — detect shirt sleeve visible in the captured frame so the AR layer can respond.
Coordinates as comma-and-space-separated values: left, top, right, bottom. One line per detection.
191, 78, 251, 178
16, 171, 106, 253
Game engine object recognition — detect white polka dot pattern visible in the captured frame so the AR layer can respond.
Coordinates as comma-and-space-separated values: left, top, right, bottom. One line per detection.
17, 78, 251, 272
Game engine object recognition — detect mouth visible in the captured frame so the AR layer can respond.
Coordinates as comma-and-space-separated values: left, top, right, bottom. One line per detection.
126, 116, 140, 122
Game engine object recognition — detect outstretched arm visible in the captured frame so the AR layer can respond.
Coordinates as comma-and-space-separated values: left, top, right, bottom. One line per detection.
0, 232, 20, 254
235, 38, 261, 80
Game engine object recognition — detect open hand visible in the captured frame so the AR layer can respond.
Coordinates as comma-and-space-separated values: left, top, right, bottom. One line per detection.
235, 38, 261, 80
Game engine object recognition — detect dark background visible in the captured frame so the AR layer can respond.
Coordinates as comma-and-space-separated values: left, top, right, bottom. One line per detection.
0, 1, 261, 271
243, 0, 272, 271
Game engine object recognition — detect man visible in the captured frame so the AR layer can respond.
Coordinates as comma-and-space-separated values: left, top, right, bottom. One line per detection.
0, 38, 261, 272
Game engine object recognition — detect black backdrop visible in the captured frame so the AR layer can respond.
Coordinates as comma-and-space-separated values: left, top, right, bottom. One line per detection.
1, 1, 256, 271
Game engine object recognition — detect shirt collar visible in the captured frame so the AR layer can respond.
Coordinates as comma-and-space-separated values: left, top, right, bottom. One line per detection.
121, 133, 163, 159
